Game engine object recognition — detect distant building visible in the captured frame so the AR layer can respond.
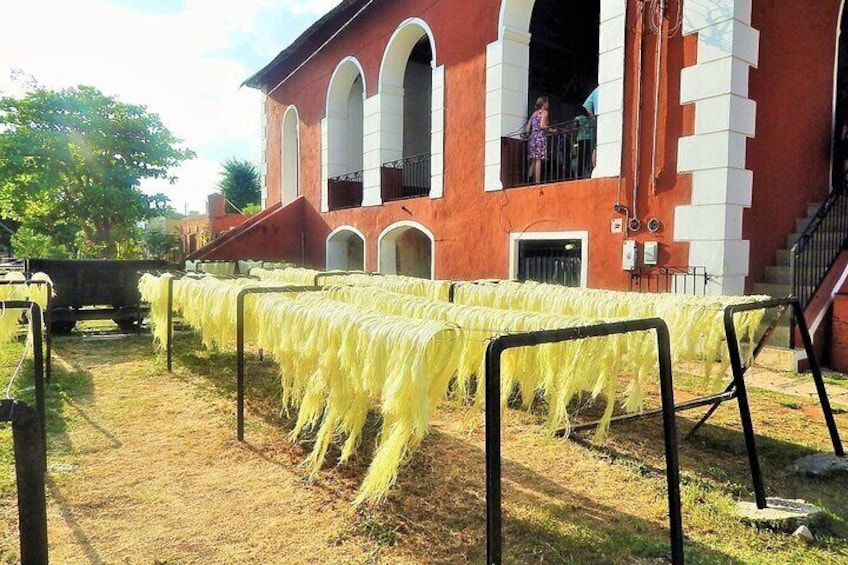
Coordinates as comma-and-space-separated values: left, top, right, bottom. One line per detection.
186, 0, 848, 351
179, 193, 246, 258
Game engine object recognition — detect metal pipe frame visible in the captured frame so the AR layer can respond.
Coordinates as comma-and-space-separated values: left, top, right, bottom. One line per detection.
1, 399, 48, 565
235, 285, 322, 441
721, 297, 844, 509
166, 276, 174, 373
484, 318, 683, 565
0, 281, 52, 383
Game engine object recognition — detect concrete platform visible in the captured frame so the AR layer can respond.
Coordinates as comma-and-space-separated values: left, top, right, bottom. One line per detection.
792, 453, 848, 477
737, 498, 824, 532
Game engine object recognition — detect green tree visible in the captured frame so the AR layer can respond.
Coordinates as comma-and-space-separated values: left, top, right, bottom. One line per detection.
143, 226, 179, 259
0, 85, 194, 258
10, 227, 67, 258
218, 158, 260, 213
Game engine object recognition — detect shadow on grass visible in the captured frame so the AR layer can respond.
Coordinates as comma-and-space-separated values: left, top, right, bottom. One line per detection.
162, 330, 848, 563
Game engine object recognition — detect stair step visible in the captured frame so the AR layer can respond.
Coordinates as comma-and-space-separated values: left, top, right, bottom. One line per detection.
767, 267, 833, 284
763, 325, 791, 348
787, 231, 845, 248
796, 215, 846, 232
764, 265, 790, 284
752, 282, 792, 297
807, 201, 824, 216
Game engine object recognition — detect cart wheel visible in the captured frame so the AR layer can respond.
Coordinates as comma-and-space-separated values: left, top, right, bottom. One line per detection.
50, 307, 76, 335
113, 306, 142, 333
114, 318, 140, 332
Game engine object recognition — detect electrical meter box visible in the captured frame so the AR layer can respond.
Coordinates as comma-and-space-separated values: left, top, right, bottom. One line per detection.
622, 240, 637, 271
644, 241, 659, 265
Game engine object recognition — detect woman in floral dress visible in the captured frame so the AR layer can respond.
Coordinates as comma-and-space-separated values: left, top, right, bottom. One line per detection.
525, 96, 550, 183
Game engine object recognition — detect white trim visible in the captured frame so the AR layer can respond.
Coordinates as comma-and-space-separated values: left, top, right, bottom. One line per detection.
486, 0, 626, 191
260, 97, 268, 209
376, 220, 435, 278
324, 57, 367, 212
509, 230, 589, 287
377, 18, 441, 201
378, 18, 437, 91
281, 105, 300, 206
326, 225, 367, 271
675, 0, 760, 296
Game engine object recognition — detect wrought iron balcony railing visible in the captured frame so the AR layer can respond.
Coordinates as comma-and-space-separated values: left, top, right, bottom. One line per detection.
328, 170, 363, 211
381, 153, 431, 202
501, 116, 596, 189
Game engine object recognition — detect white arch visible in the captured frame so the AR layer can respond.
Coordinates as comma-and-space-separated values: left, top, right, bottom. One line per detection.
485, 0, 626, 190
281, 105, 300, 205
370, 18, 444, 202
326, 225, 366, 271
326, 56, 368, 117
377, 220, 435, 278
378, 18, 437, 90
322, 56, 367, 211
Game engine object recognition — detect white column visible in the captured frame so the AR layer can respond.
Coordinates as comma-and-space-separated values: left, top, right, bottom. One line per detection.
430, 64, 445, 199
675, 0, 759, 295
320, 117, 329, 212
259, 94, 268, 209
362, 94, 382, 206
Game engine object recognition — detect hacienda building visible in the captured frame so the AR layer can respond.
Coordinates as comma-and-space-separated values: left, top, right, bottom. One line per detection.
188, 0, 848, 352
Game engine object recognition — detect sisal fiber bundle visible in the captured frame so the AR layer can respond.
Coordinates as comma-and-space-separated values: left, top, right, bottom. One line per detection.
308, 286, 660, 438
249, 266, 323, 285
453, 281, 770, 385
246, 292, 459, 503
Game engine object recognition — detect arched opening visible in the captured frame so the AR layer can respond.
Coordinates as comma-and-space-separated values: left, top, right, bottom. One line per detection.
379, 20, 436, 201
529, 1, 599, 123
326, 58, 365, 210
281, 105, 300, 205
487, 0, 621, 190
834, 4, 848, 186
378, 222, 433, 279
326, 227, 365, 271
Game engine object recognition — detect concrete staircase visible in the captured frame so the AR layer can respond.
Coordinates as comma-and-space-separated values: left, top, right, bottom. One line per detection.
752, 201, 827, 347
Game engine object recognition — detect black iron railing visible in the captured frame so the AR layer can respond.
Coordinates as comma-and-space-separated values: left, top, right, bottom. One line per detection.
328, 170, 363, 211
381, 153, 431, 201
501, 116, 596, 189
630, 266, 709, 295
790, 184, 848, 344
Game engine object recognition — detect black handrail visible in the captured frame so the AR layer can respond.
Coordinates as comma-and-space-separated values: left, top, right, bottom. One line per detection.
790, 182, 848, 345
328, 170, 364, 210
501, 116, 596, 189
381, 153, 431, 201
629, 266, 709, 295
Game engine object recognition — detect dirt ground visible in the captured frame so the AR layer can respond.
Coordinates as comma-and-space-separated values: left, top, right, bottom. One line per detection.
3, 330, 848, 564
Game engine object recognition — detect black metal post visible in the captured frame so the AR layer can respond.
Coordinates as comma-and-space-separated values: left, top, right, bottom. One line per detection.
30, 303, 46, 462
484, 319, 683, 565
44, 283, 52, 384
236, 285, 320, 441
724, 304, 767, 509
166, 276, 174, 373
791, 298, 844, 456
11, 401, 49, 565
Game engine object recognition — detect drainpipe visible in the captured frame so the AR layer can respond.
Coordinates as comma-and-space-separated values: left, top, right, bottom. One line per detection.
630, 0, 647, 222
650, 0, 668, 197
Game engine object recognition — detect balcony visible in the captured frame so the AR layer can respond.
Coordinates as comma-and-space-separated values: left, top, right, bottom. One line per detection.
381, 153, 431, 202
328, 170, 363, 211
500, 116, 596, 189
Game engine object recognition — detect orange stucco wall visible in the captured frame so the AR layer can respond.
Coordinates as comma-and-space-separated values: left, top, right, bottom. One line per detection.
254, 0, 704, 290
745, 1, 843, 291
240, 0, 848, 295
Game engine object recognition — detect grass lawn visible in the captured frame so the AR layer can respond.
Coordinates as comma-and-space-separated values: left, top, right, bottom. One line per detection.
1, 325, 848, 564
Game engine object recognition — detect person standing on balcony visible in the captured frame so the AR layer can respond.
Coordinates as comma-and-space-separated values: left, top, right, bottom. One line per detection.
583, 86, 599, 171
525, 96, 550, 184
